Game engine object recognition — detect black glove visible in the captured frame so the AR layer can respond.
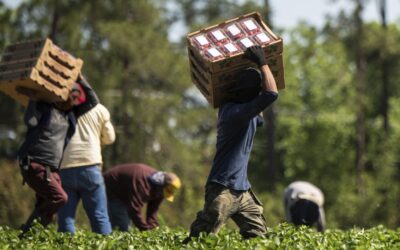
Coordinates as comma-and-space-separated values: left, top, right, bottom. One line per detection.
244, 45, 267, 67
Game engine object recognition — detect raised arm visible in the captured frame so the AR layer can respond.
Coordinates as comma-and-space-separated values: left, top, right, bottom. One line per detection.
245, 45, 278, 94
74, 73, 100, 117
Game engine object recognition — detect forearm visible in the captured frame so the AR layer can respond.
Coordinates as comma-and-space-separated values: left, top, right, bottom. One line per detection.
74, 74, 99, 117
317, 208, 326, 232
128, 207, 150, 231
146, 199, 162, 228
260, 64, 278, 94
101, 121, 116, 145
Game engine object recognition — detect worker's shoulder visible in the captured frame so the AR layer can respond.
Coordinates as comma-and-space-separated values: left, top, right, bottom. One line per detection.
86, 103, 111, 119
93, 103, 111, 112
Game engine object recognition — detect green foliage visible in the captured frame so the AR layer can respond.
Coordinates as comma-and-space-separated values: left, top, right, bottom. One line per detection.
1, 224, 400, 249
0, 160, 34, 227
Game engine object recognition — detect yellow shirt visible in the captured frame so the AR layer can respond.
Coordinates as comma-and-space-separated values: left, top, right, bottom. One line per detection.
60, 104, 115, 169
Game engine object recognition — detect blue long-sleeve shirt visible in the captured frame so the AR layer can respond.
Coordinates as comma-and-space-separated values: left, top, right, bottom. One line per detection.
207, 91, 278, 191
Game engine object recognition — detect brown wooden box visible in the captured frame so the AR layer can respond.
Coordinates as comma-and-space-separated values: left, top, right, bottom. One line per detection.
0, 38, 83, 106
186, 12, 285, 108
189, 54, 284, 108
187, 39, 283, 73
0, 67, 70, 106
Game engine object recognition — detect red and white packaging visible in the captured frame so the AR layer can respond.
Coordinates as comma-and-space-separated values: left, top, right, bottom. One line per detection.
240, 18, 262, 35
204, 47, 225, 61
253, 32, 272, 45
191, 34, 212, 49
220, 42, 242, 56
207, 29, 230, 46
237, 37, 256, 50
224, 23, 246, 40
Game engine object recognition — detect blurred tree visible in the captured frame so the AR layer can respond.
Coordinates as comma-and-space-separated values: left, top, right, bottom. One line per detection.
352, 0, 367, 195
378, 0, 389, 133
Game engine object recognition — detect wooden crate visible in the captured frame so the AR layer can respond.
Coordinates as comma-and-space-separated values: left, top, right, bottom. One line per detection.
187, 39, 283, 73
189, 54, 284, 108
186, 11, 285, 108
0, 38, 83, 106
0, 67, 70, 106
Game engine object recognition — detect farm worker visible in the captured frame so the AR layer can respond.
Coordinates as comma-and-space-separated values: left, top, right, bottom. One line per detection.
57, 74, 115, 235
16, 85, 77, 237
103, 163, 181, 231
283, 181, 326, 232
183, 45, 279, 243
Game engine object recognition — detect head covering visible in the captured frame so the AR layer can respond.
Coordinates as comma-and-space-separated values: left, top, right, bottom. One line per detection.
71, 83, 86, 104
226, 67, 262, 103
163, 173, 181, 202
229, 67, 262, 93
149, 171, 166, 186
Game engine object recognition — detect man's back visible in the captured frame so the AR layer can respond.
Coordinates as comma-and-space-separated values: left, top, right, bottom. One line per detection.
207, 91, 278, 191
103, 163, 158, 202
61, 103, 115, 168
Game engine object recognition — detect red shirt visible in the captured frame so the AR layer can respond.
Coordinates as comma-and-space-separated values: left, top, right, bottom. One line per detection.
103, 163, 164, 230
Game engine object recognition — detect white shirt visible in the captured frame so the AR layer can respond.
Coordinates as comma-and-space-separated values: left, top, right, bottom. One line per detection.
61, 104, 115, 169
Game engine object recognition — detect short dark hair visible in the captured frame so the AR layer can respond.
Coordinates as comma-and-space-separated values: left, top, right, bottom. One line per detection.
290, 199, 320, 227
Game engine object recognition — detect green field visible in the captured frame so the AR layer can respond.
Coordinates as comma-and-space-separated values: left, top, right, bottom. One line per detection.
1, 223, 399, 250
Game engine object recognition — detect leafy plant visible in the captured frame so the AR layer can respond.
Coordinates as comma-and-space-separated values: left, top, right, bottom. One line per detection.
1, 223, 400, 249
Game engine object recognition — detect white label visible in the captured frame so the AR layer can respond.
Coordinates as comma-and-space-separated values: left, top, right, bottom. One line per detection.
195, 35, 209, 46
224, 43, 238, 52
211, 30, 225, 41
227, 24, 241, 36
256, 33, 270, 43
244, 19, 257, 30
207, 48, 222, 57
240, 38, 254, 48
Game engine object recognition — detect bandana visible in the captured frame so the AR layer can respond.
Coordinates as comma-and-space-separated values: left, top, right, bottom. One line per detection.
72, 83, 86, 104
148, 171, 166, 186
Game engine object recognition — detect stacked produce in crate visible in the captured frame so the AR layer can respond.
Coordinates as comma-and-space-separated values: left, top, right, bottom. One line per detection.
187, 12, 284, 108
0, 38, 83, 106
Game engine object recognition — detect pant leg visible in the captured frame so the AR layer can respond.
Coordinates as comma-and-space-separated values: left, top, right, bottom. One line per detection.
231, 189, 267, 239
188, 182, 235, 237
23, 162, 68, 226
80, 166, 112, 235
58, 168, 80, 233
108, 198, 131, 231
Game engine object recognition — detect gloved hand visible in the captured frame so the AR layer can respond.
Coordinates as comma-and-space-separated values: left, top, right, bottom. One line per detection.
244, 45, 267, 67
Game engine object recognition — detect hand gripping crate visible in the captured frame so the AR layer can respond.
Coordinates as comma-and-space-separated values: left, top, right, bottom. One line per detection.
0, 38, 83, 106
187, 12, 285, 108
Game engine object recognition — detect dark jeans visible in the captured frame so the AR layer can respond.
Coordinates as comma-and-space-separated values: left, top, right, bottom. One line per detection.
188, 182, 267, 239
108, 198, 131, 231
21, 162, 68, 227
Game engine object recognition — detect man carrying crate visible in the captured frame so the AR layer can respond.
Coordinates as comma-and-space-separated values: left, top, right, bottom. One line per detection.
17, 89, 77, 237
184, 45, 278, 243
